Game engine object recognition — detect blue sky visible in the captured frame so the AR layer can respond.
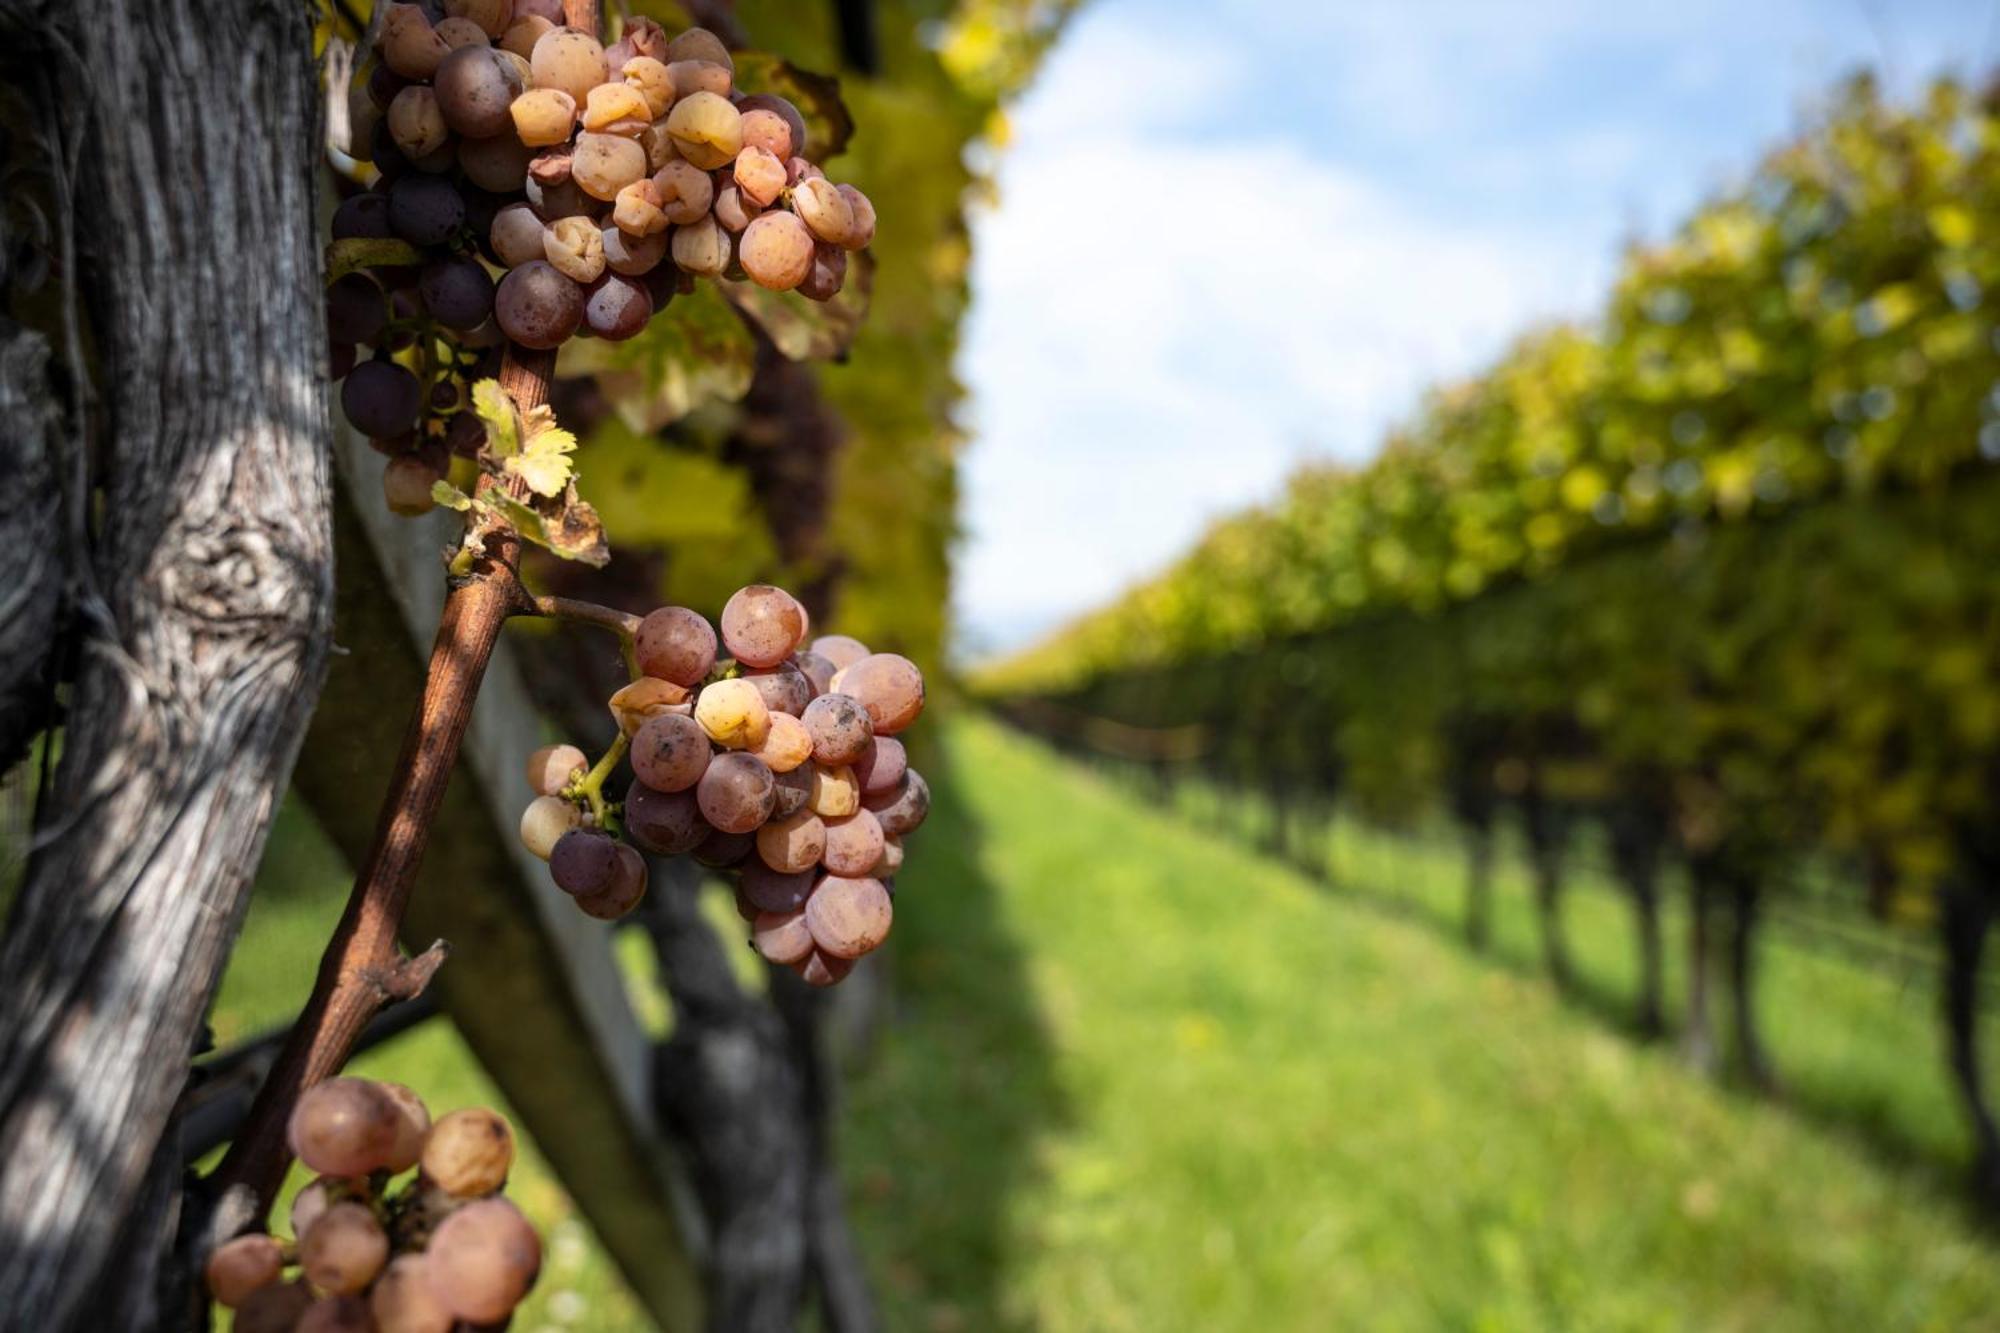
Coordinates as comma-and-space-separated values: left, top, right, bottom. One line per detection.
952, 0, 1993, 656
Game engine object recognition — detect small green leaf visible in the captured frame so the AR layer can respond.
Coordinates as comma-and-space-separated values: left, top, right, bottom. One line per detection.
430, 480, 473, 512
326, 237, 424, 283
471, 379, 520, 457
507, 425, 578, 498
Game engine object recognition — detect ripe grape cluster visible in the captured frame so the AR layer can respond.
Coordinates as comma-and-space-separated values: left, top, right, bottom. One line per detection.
519, 583, 928, 986
205, 1078, 538, 1332
332, 2, 877, 516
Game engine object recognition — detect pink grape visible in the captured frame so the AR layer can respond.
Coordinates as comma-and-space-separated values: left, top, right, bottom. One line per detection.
698, 752, 777, 833
422, 1106, 515, 1197
755, 808, 826, 874
853, 735, 907, 795
837, 653, 925, 735
751, 910, 815, 965
626, 781, 709, 855
423, 1197, 541, 1323
738, 211, 813, 291
801, 693, 873, 766
299, 1202, 389, 1295
371, 1254, 454, 1333
636, 606, 718, 685
804, 875, 894, 959
864, 768, 930, 836
527, 743, 587, 797
549, 830, 620, 898
288, 1078, 402, 1177
821, 809, 885, 878
378, 1080, 430, 1173
632, 712, 711, 792
494, 260, 584, 348
205, 1233, 284, 1308
795, 949, 854, 987
720, 585, 806, 668
744, 662, 812, 717
810, 635, 870, 670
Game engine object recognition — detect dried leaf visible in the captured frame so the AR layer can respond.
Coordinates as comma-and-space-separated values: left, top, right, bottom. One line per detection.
326, 236, 424, 283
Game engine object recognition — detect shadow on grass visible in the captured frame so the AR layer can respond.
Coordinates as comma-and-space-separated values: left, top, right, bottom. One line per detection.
1093, 757, 2000, 1234
837, 731, 1070, 1332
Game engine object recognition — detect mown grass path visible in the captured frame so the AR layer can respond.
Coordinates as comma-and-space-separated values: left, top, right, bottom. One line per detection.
842, 716, 2000, 1332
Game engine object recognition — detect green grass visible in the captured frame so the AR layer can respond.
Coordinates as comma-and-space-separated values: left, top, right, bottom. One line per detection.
842, 715, 2000, 1332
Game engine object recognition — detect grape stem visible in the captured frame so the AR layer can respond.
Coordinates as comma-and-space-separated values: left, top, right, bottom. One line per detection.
569, 732, 629, 833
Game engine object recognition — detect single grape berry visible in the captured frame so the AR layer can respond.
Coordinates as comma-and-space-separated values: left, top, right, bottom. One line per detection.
751, 909, 815, 965
744, 662, 812, 718
635, 606, 718, 686
378, 1081, 431, 1173
423, 1197, 542, 1323
864, 768, 931, 837
288, 1077, 402, 1177
370, 1254, 454, 1333
853, 735, 907, 795
802, 693, 874, 766
755, 808, 826, 874
205, 1234, 285, 1308
519, 794, 581, 861
796, 948, 854, 988
494, 259, 585, 349
836, 653, 926, 735
631, 712, 711, 792
299, 1202, 390, 1296
822, 809, 886, 878
422, 1106, 515, 1197
720, 585, 807, 668
810, 635, 870, 671
625, 781, 709, 856
549, 829, 621, 898
694, 677, 772, 751
804, 874, 894, 959
697, 751, 778, 834
418, 255, 495, 331
751, 711, 815, 774
526, 742, 587, 797
576, 842, 648, 920
387, 172, 466, 246
341, 359, 423, 438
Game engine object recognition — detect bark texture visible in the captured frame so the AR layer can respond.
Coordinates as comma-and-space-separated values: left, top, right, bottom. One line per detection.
0, 1, 332, 1326
0, 316, 62, 773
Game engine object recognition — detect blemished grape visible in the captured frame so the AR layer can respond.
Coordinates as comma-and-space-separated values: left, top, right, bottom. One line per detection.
667, 58, 731, 98
739, 211, 814, 291
652, 159, 713, 224
698, 751, 777, 833
837, 653, 925, 734
625, 781, 709, 855
544, 214, 607, 283
737, 107, 793, 161
792, 176, 855, 245
603, 220, 668, 275
872, 834, 905, 878
521, 795, 580, 862
838, 184, 878, 250
491, 201, 550, 267
445, 0, 511, 38
793, 649, 836, 697
371, 1255, 454, 1333
289, 1077, 402, 1177
631, 712, 711, 792
636, 606, 717, 685
572, 131, 649, 201
799, 242, 848, 303
380, 4, 451, 80
326, 273, 388, 346
664, 90, 742, 169
432, 15, 490, 50
502, 14, 555, 59
741, 860, 814, 913
733, 145, 786, 208
422, 1106, 516, 1197
205, 1234, 285, 1308
670, 214, 732, 277
510, 87, 578, 147
383, 452, 442, 516
387, 172, 465, 246
720, 585, 806, 667
531, 27, 609, 105
804, 874, 894, 959
300, 1202, 389, 1295
423, 1197, 541, 1324
526, 169, 598, 222
755, 808, 826, 874
734, 93, 808, 161
768, 763, 811, 820
665, 26, 732, 68
433, 46, 524, 142
388, 85, 449, 158
853, 735, 906, 796
576, 842, 648, 920
379, 1080, 431, 1173
607, 676, 690, 733
550, 830, 619, 898
527, 743, 587, 796
419, 256, 495, 330
752, 909, 815, 965
332, 191, 395, 240
584, 82, 652, 135
234, 1280, 314, 1333
584, 273, 653, 340
796, 948, 854, 988
810, 635, 870, 671
787, 155, 825, 188
801, 693, 873, 766
695, 677, 771, 750
743, 662, 811, 717
622, 56, 675, 118
808, 763, 860, 818
694, 826, 756, 867
751, 711, 813, 773
822, 809, 885, 878
612, 179, 668, 235
459, 129, 535, 193
714, 184, 760, 233
494, 260, 584, 348
864, 767, 931, 836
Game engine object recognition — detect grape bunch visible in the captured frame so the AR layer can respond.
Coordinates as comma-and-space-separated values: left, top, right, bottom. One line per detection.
204, 1078, 539, 1332
332, 3, 877, 515
518, 583, 929, 986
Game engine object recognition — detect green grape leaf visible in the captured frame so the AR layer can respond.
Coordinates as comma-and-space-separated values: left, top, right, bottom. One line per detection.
430, 481, 473, 512
508, 426, 579, 498
326, 237, 424, 283
720, 250, 874, 362
492, 488, 610, 567
732, 52, 854, 162
471, 379, 521, 457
